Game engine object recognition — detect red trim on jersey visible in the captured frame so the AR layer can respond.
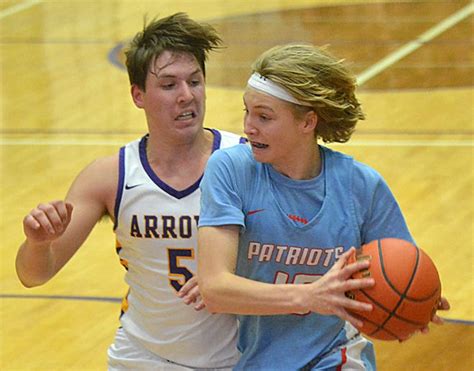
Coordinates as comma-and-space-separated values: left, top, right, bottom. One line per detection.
337, 347, 347, 371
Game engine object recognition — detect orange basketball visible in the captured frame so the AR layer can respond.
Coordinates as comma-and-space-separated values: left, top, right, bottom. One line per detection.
347, 238, 441, 341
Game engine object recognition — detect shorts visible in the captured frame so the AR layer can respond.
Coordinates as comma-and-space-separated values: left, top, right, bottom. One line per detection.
303, 332, 376, 370
107, 327, 234, 371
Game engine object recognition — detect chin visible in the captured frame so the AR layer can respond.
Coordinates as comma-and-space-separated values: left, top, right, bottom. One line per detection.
251, 150, 270, 164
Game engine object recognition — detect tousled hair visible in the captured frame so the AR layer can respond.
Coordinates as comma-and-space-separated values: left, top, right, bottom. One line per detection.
252, 44, 365, 143
125, 13, 222, 90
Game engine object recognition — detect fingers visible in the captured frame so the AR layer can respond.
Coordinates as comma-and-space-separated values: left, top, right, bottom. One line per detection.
333, 247, 356, 269
438, 297, 450, 311
338, 309, 364, 329
178, 276, 198, 296
177, 276, 206, 311
429, 297, 450, 325
23, 201, 73, 241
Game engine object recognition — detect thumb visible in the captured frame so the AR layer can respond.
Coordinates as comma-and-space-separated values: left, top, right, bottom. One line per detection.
65, 202, 74, 223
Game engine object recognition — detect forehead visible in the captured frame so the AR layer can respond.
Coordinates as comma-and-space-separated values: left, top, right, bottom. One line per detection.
151, 50, 202, 77
243, 87, 291, 111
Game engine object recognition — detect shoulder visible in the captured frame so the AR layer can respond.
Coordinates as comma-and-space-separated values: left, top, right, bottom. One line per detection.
67, 153, 120, 213
210, 128, 246, 148
79, 153, 119, 177
322, 146, 384, 187
209, 142, 253, 167
204, 144, 254, 185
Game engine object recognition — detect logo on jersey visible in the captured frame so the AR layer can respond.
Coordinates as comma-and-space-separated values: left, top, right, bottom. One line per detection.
247, 209, 265, 216
125, 183, 143, 190
287, 213, 308, 225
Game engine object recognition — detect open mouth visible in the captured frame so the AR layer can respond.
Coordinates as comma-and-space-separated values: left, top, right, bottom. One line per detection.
176, 111, 196, 120
251, 141, 268, 149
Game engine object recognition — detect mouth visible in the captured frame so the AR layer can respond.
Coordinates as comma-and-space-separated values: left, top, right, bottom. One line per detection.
250, 141, 268, 149
175, 111, 196, 121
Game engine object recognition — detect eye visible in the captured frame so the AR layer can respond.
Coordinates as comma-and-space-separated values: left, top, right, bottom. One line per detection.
189, 79, 201, 87
161, 83, 175, 90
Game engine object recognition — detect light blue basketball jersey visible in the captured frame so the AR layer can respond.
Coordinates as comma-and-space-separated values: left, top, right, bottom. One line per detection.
199, 144, 414, 370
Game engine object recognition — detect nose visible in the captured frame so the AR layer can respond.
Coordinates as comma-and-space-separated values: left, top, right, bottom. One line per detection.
178, 82, 193, 104
243, 114, 257, 136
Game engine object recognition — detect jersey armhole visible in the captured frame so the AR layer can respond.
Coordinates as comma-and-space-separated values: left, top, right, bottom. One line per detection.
113, 146, 126, 231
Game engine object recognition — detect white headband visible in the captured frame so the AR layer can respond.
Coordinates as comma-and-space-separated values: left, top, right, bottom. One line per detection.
247, 73, 312, 107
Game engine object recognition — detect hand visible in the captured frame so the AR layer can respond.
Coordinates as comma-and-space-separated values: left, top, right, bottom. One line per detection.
23, 201, 74, 245
419, 296, 451, 335
177, 276, 206, 311
397, 296, 450, 342
306, 247, 375, 328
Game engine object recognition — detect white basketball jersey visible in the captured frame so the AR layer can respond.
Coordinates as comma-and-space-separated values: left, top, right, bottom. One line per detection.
114, 129, 244, 368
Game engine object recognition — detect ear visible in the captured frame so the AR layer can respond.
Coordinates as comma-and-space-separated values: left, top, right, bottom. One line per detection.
131, 84, 145, 109
302, 110, 318, 133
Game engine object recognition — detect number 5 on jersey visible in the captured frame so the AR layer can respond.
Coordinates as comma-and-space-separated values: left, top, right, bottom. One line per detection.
168, 248, 194, 291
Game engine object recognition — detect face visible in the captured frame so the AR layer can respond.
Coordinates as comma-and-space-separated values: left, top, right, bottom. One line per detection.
243, 88, 316, 171
131, 50, 206, 140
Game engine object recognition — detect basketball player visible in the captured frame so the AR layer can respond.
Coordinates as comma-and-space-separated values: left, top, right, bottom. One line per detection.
16, 13, 244, 370
197, 44, 450, 370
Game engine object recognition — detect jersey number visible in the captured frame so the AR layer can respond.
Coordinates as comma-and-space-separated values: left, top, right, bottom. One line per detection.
168, 248, 194, 292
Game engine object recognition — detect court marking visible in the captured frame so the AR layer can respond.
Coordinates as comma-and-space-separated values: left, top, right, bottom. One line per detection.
0, 293, 120, 303
357, 2, 474, 85
0, 0, 42, 21
0, 138, 472, 147
0, 293, 471, 325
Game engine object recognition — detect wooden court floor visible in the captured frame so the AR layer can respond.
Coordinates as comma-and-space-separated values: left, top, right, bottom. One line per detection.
0, 0, 472, 370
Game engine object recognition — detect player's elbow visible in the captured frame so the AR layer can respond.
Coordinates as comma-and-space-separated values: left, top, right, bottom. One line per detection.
16, 272, 45, 288
15, 259, 50, 288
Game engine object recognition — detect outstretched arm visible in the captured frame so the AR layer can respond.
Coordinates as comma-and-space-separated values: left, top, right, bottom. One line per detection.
16, 155, 117, 287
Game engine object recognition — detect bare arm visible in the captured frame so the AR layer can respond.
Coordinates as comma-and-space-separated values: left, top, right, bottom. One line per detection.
198, 226, 376, 327
15, 155, 118, 287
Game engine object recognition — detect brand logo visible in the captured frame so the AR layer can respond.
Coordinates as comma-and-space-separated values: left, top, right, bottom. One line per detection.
125, 183, 143, 190
247, 209, 265, 216
287, 214, 308, 225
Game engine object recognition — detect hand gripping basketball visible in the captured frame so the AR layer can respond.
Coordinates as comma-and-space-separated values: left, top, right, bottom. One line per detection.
346, 238, 442, 341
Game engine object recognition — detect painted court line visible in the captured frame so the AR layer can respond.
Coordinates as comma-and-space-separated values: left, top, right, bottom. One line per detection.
357, 2, 474, 86
0, 0, 42, 20
0, 138, 472, 147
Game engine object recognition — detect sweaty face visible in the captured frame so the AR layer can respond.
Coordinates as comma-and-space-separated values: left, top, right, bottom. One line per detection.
243, 88, 308, 171
132, 51, 206, 139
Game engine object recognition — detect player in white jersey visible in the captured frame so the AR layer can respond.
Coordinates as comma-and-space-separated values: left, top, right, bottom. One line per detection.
16, 13, 243, 370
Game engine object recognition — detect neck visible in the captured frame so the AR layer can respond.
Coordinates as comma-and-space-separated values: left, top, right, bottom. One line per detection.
146, 128, 212, 165
273, 144, 321, 180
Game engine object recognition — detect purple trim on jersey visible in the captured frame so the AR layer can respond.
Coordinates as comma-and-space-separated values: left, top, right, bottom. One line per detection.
138, 129, 222, 200
207, 128, 221, 151
113, 146, 126, 230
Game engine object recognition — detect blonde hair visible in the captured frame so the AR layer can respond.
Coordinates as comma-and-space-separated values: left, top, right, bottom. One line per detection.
251, 44, 364, 143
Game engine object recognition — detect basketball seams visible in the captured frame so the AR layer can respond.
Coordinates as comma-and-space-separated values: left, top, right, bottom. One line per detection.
356, 289, 428, 327
375, 241, 421, 338
349, 238, 441, 341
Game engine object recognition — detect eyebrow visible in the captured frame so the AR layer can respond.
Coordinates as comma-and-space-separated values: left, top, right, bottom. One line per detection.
243, 99, 276, 113
153, 68, 202, 79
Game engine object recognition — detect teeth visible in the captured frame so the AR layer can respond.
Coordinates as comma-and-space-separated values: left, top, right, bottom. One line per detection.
252, 142, 268, 149
177, 112, 193, 120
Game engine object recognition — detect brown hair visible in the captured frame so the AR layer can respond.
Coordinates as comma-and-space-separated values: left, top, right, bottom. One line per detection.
125, 12, 223, 90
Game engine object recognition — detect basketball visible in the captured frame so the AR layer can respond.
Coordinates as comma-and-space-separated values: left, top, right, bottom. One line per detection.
347, 238, 442, 341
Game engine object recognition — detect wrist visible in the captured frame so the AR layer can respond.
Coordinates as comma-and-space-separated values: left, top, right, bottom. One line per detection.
25, 239, 52, 251
293, 284, 311, 315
